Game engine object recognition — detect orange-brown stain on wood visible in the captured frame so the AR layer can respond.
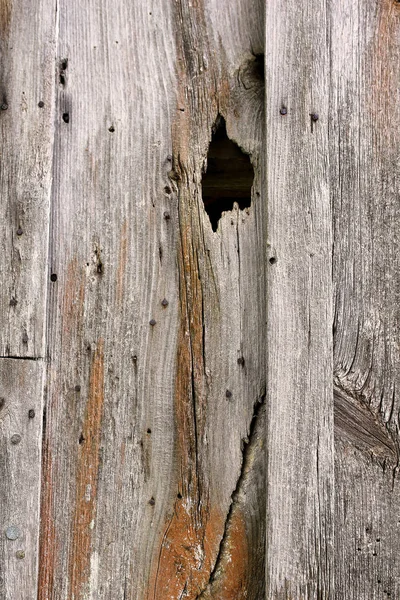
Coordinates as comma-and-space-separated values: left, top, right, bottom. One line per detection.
369, 0, 400, 115
68, 339, 105, 599
149, 501, 224, 600
62, 258, 85, 346
146, 1, 244, 597
202, 509, 249, 600
37, 444, 57, 600
116, 220, 128, 306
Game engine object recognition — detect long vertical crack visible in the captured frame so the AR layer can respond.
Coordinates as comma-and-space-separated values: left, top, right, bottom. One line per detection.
196, 392, 266, 599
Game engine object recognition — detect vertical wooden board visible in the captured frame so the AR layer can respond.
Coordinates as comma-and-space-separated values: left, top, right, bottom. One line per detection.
265, 2, 334, 598
0, 360, 44, 600
0, 0, 56, 357
39, 2, 180, 598
331, 1, 400, 597
39, 0, 266, 599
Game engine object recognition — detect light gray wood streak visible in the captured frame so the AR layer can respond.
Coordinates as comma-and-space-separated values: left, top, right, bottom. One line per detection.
0, 360, 45, 600
265, 1, 334, 597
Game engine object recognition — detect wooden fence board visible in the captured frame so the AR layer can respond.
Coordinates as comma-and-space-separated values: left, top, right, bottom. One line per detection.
331, 1, 400, 597
0, 360, 45, 600
0, 0, 55, 357
265, 2, 335, 597
39, 1, 266, 598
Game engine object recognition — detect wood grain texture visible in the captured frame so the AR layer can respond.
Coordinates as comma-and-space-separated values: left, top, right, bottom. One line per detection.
265, 2, 334, 597
0, 0, 56, 357
39, 0, 266, 598
331, 0, 400, 597
0, 360, 45, 600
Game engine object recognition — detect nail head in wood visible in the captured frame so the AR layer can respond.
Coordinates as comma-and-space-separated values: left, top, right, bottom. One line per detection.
5, 526, 20, 540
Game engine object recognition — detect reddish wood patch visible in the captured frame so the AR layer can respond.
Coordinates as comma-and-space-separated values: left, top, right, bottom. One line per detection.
37, 444, 57, 600
68, 339, 105, 599
205, 508, 248, 599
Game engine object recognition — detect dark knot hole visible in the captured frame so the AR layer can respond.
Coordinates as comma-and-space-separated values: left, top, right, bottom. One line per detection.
202, 116, 254, 232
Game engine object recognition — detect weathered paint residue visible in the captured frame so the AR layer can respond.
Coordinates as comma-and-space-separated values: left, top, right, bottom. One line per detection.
68, 339, 105, 599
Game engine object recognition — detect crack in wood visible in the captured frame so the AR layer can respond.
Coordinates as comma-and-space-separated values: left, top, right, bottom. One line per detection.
196, 393, 265, 599
0, 355, 43, 360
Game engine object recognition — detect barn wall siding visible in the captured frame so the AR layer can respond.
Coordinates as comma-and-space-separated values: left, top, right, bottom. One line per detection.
0, 0, 399, 598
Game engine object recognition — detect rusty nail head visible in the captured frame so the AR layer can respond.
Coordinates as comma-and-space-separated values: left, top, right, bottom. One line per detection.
5, 526, 20, 540
149, 319, 156, 326
28, 409, 35, 419
161, 298, 168, 307
15, 550, 25, 559
11, 434, 22, 445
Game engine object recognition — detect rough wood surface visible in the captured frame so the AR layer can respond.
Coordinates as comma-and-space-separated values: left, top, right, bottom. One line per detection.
331, 1, 400, 597
0, 0, 55, 358
265, 2, 334, 597
39, 1, 266, 598
0, 360, 45, 600
2, 0, 400, 597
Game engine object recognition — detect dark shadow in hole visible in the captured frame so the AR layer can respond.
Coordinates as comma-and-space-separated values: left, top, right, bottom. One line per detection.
202, 116, 254, 232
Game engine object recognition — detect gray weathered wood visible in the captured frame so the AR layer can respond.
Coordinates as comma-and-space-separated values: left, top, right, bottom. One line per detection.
331, 1, 400, 597
0, 360, 45, 600
3, 0, 400, 597
39, 1, 266, 598
265, 2, 334, 597
0, 0, 55, 358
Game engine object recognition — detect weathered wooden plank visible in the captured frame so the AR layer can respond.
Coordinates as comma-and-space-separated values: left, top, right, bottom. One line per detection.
0, 359, 45, 600
0, 0, 56, 357
331, 1, 400, 597
265, 2, 334, 597
39, 1, 266, 598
